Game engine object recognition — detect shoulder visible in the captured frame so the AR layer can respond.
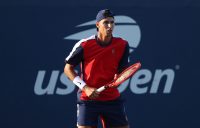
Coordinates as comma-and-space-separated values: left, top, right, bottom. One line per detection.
77, 35, 96, 47
112, 36, 128, 45
67, 35, 95, 58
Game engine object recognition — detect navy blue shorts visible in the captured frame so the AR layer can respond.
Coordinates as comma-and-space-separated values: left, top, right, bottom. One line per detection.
77, 97, 129, 127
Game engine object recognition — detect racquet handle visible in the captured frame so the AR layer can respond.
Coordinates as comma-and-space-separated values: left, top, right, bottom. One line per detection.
96, 86, 106, 92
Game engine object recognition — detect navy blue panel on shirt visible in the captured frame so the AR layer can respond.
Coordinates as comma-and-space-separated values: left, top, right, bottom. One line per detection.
65, 46, 83, 66
118, 43, 130, 73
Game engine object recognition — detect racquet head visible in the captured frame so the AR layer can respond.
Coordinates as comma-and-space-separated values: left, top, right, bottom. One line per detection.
108, 62, 141, 88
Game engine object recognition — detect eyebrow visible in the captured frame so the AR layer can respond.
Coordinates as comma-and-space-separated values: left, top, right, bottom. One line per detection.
103, 20, 114, 23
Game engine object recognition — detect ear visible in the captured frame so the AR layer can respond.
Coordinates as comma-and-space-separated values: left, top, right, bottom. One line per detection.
96, 22, 99, 29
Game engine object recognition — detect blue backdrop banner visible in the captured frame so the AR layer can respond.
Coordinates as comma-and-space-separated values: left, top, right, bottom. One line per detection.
1, 1, 200, 128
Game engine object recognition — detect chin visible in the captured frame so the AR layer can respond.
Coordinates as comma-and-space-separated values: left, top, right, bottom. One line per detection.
106, 33, 112, 37
105, 35, 112, 38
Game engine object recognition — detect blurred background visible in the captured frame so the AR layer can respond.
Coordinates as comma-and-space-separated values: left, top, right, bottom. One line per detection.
1, 0, 200, 128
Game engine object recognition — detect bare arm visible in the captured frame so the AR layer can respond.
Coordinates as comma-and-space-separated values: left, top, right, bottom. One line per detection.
64, 63, 78, 81
64, 63, 99, 99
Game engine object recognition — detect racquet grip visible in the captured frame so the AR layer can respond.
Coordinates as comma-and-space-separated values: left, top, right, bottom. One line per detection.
96, 86, 106, 92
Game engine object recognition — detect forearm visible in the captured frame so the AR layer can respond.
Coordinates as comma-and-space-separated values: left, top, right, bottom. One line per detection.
64, 63, 78, 81
64, 63, 99, 99
64, 63, 87, 90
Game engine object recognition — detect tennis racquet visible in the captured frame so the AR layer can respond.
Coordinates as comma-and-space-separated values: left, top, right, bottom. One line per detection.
96, 62, 141, 92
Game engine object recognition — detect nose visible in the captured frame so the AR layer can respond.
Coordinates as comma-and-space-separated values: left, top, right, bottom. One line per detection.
108, 22, 114, 28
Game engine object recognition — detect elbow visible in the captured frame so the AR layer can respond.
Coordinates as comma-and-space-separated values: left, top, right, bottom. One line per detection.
64, 64, 70, 76
64, 63, 74, 76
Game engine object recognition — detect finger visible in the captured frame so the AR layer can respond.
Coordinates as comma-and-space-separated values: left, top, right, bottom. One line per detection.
92, 93, 99, 98
93, 93, 99, 98
114, 74, 118, 79
88, 94, 94, 99
88, 93, 95, 98
94, 90, 100, 95
89, 92, 99, 99
89, 95, 97, 99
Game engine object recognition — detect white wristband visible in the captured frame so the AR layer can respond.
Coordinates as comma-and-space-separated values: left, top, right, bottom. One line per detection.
73, 76, 86, 90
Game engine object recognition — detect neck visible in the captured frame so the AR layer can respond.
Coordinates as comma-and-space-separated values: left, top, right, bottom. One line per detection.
97, 33, 112, 44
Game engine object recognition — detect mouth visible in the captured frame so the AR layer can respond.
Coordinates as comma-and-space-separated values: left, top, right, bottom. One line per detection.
107, 29, 112, 33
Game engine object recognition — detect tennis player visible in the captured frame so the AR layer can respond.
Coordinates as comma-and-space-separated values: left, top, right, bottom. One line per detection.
64, 9, 130, 128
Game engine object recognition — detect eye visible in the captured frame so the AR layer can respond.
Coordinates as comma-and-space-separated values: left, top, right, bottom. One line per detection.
104, 21, 109, 24
110, 21, 114, 24
103, 21, 114, 25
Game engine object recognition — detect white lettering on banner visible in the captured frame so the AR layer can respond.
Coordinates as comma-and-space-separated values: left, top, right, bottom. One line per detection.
129, 69, 175, 94
34, 68, 176, 95
34, 70, 75, 95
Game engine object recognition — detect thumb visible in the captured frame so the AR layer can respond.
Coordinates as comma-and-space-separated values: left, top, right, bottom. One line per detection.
114, 74, 118, 79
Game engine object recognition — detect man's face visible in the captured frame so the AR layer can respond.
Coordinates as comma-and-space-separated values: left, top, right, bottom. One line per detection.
96, 17, 115, 37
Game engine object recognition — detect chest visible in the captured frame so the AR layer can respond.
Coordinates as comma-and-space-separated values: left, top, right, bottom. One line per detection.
83, 42, 125, 62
